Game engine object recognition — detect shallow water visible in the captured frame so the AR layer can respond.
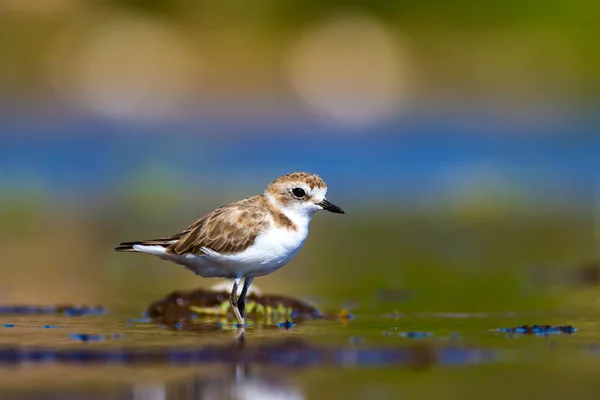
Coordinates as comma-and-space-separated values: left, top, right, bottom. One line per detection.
2, 307, 600, 399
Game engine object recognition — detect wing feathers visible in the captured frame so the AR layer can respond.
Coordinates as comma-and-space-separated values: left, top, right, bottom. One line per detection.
115, 195, 270, 256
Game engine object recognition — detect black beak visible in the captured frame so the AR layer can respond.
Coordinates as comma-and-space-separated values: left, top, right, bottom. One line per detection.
318, 199, 345, 214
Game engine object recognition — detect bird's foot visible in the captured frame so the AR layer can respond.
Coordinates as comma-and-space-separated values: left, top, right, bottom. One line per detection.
235, 324, 245, 341
234, 315, 246, 329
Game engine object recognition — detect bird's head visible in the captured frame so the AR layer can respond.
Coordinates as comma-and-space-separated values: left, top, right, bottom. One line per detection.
265, 172, 344, 218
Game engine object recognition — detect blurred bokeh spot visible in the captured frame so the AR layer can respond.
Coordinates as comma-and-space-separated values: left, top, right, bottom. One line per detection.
48, 14, 199, 122
285, 11, 412, 128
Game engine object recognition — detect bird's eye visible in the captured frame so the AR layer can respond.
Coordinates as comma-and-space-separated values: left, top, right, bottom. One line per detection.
292, 187, 305, 198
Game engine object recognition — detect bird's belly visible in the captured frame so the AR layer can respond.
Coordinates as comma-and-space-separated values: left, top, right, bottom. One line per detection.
242, 243, 303, 277
199, 226, 307, 278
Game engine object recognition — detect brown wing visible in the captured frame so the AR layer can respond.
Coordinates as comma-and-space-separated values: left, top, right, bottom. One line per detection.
169, 195, 269, 255
115, 195, 270, 255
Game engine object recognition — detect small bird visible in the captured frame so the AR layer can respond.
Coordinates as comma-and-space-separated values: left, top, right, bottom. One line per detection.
115, 172, 344, 333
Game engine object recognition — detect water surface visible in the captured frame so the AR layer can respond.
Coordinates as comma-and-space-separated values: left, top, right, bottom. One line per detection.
1, 307, 599, 399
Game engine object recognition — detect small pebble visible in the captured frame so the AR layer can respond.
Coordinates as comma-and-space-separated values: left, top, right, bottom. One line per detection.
277, 320, 296, 329
497, 325, 576, 335
68, 333, 105, 342
398, 332, 433, 339
63, 306, 107, 316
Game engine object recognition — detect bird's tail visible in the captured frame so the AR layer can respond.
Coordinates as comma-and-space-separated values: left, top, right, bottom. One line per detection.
114, 238, 179, 252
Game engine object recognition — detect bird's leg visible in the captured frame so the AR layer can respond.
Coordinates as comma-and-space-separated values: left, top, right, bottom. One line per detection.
229, 278, 244, 328
237, 277, 254, 319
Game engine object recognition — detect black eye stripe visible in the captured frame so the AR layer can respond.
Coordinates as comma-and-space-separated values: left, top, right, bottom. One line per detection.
292, 187, 305, 198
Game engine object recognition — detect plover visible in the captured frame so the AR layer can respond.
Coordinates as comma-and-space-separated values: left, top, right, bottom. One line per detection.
115, 172, 344, 333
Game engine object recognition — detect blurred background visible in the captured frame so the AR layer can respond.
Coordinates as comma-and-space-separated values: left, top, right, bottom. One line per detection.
1, 0, 599, 313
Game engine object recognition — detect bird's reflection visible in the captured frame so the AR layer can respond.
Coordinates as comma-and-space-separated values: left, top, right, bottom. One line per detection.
2, 334, 499, 399
165, 364, 304, 400
133, 340, 304, 400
